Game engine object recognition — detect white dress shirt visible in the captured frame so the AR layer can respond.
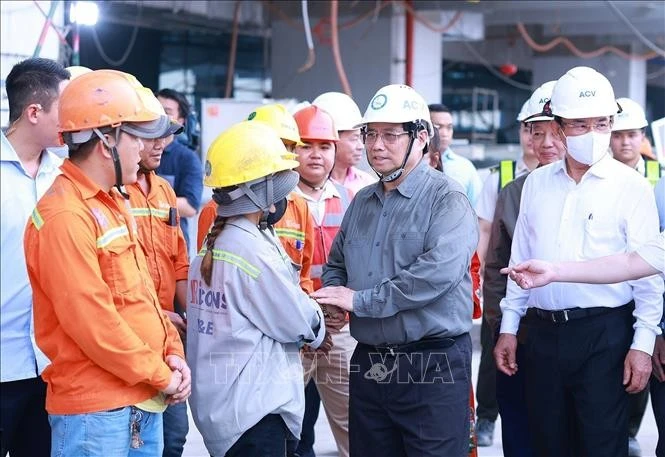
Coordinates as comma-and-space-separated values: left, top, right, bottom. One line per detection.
637, 232, 665, 275
1, 132, 61, 381
500, 154, 663, 355
294, 180, 341, 226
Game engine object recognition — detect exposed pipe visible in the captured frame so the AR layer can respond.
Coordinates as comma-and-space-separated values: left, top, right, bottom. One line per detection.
405, 0, 414, 86
330, 0, 352, 96
516, 22, 658, 61
225, 0, 242, 98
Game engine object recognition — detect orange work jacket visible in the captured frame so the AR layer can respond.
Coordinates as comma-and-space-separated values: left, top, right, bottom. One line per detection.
127, 172, 189, 312
24, 159, 184, 414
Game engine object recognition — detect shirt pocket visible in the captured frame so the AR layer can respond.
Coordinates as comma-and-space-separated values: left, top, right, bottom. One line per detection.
582, 218, 619, 259
388, 231, 426, 268
100, 241, 142, 299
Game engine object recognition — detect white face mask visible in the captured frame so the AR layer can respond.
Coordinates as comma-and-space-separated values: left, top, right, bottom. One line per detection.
565, 131, 610, 165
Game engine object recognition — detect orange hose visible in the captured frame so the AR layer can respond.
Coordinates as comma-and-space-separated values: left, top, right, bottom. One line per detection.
516, 23, 658, 61
330, 0, 352, 96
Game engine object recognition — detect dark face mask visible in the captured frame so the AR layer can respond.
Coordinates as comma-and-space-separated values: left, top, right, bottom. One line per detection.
267, 197, 288, 226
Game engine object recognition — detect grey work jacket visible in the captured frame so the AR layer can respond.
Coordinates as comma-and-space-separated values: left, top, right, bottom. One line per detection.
187, 216, 325, 456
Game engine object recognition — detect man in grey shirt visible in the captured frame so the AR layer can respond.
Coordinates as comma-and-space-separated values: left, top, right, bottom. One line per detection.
312, 84, 478, 457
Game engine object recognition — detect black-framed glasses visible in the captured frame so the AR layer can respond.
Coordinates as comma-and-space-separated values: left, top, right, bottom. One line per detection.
363, 131, 410, 146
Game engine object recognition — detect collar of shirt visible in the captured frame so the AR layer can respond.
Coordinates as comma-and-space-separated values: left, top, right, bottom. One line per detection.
1, 132, 61, 174
373, 159, 428, 200
553, 153, 614, 181
441, 148, 457, 162
516, 158, 530, 176
635, 157, 646, 175
60, 158, 121, 201
294, 179, 340, 203
226, 215, 261, 237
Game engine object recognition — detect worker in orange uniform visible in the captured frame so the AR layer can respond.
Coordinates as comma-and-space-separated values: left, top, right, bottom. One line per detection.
124, 90, 191, 457
24, 70, 190, 456
292, 104, 356, 457
197, 103, 315, 294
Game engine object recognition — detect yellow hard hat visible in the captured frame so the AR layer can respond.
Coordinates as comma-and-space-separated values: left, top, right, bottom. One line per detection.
204, 120, 300, 188
247, 103, 304, 146
66, 65, 92, 79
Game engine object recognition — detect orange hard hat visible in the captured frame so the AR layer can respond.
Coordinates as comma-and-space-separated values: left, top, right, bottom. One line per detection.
59, 69, 159, 133
293, 105, 339, 143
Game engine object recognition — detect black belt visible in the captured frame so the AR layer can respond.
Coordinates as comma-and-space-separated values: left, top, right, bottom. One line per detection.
534, 306, 622, 324
363, 334, 466, 356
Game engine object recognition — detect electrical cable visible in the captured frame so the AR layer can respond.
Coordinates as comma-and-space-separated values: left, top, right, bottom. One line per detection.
605, 0, 665, 58
298, 0, 316, 73
225, 0, 242, 98
397, 1, 463, 34
330, 0, 352, 95
91, 3, 142, 67
516, 22, 659, 61
461, 40, 533, 91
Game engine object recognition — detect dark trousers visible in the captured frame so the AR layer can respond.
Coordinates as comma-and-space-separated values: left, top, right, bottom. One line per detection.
651, 376, 665, 457
349, 334, 471, 457
495, 342, 535, 457
0, 377, 50, 457
225, 414, 288, 457
287, 379, 320, 457
523, 306, 633, 457
162, 401, 189, 457
476, 317, 499, 422
628, 386, 649, 438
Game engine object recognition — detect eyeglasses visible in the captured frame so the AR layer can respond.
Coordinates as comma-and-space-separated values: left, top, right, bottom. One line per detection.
560, 120, 611, 135
363, 131, 410, 146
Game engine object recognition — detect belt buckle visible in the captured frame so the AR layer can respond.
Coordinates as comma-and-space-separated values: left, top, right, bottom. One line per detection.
552, 310, 569, 324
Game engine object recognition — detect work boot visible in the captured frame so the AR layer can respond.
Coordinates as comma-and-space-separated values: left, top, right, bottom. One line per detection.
475, 418, 495, 447
628, 436, 642, 457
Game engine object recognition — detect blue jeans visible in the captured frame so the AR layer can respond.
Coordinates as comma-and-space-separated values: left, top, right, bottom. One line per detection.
49, 407, 163, 457
162, 402, 188, 457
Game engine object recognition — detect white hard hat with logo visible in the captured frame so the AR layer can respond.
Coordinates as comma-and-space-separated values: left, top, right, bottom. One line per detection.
312, 92, 363, 131
524, 81, 557, 123
549, 66, 619, 119
516, 99, 530, 122
357, 84, 432, 134
612, 97, 648, 131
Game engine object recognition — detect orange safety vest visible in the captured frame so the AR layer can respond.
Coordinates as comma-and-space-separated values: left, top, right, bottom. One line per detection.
308, 182, 353, 291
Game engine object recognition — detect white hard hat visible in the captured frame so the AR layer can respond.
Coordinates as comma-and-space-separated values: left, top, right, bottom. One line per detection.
516, 99, 530, 122
358, 84, 432, 134
612, 97, 648, 131
524, 81, 557, 123
312, 92, 362, 131
550, 66, 619, 119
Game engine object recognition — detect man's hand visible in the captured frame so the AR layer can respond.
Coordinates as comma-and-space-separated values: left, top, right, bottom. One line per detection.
494, 333, 518, 376
310, 286, 354, 313
161, 370, 183, 396
303, 331, 334, 357
653, 338, 665, 382
624, 349, 652, 393
165, 311, 187, 342
320, 304, 346, 332
164, 355, 191, 404
500, 260, 557, 290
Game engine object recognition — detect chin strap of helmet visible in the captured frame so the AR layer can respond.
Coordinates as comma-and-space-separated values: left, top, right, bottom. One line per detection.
94, 127, 129, 199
